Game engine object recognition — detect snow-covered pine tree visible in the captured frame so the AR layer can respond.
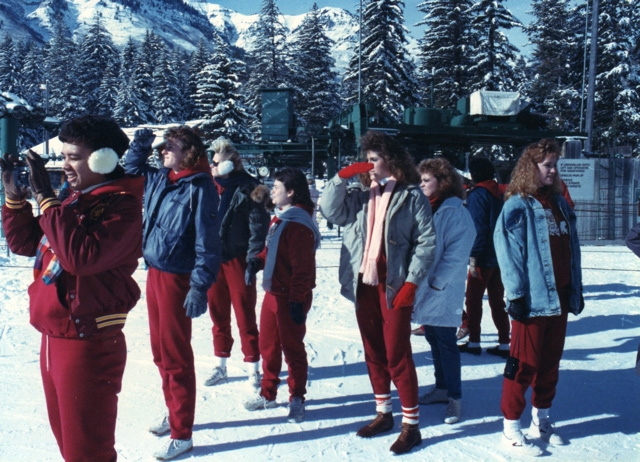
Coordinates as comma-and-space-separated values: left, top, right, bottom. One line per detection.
416, 0, 475, 108
343, 0, 420, 122
187, 39, 212, 120
153, 44, 183, 123
170, 47, 192, 123
0, 35, 20, 94
195, 32, 252, 143
129, 30, 164, 124
466, 0, 524, 92
77, 13, 120, 116
591, 0, 640, 155
525, 0, 583, 131
20, 41, 45, 109
289, 3, 340, 133
242, 0, 292, 127
113, 39, 147, 127
95, 60, 120, 119
44, 18, 81, 120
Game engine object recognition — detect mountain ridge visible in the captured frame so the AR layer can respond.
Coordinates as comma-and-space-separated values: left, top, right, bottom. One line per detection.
0, 0, 364, 72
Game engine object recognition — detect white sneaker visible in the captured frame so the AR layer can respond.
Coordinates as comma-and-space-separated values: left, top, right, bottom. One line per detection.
501, 431, 543, 456
204, 366, 227, 386
418, 387, 448, 405
248, 371, 261, 390
153, 438, 193, 460
244, 394, 277, 411
149, 414, 170, 436
444, 398, 461, 424
529, 419, 567, 445
287, 396, 305, 423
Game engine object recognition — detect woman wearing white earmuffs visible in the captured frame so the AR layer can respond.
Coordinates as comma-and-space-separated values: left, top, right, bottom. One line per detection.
204, 137, 272, 389
1, 115, 144, 461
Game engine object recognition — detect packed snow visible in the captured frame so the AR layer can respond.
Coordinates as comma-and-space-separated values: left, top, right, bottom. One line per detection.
0, 193, 639, 461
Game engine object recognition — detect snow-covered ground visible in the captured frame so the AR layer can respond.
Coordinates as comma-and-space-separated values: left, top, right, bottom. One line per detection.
0, 216, 639, 461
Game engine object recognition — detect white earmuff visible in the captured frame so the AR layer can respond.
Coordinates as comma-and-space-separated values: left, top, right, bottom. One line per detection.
217, 160, 234, 176
88, 148, 119, 174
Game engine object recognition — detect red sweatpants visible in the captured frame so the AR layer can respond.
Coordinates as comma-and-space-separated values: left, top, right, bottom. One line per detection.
147, 268, 195, 440
464, 266, 510, 344
41, 331, 126, 462
501, 309, 569, 420
207, 256, 260, 362
356, 281, 419, 410
259, 291, 311, 402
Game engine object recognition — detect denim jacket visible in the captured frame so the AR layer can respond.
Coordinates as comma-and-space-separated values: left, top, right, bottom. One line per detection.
494, 193, 583, 317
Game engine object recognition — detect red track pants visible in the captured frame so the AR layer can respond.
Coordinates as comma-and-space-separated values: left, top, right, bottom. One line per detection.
259, 291, 311, 401
356, 281, 419, 410
207, 256, 260, 362
501, 308, 569, 420
40, 331, 126, 462
147, 268, 195, 440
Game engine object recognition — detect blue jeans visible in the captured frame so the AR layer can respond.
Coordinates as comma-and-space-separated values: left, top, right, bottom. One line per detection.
423, 325, 462, 399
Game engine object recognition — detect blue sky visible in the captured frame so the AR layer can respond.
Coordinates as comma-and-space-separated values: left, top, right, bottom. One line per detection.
213, 0, 531, 50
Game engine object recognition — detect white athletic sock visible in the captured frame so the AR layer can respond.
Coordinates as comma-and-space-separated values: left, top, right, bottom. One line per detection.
532, 406, 549, 426
503, 418, 522, 439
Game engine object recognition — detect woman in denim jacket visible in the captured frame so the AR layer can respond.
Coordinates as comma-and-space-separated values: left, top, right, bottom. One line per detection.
494, 139, 583, 456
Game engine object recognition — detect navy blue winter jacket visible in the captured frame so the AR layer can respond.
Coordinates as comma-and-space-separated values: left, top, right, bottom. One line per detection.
125, 146, 221, 291
465, 182, 503, 267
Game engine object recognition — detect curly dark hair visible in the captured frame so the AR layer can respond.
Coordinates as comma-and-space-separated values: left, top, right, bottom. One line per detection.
506, 138, 563, 199
359, 131, 420, 186
163, 125, 207, 170
417, 157, 465, 199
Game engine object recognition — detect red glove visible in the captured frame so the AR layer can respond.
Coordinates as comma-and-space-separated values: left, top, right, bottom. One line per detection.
392, 282, 418, 310
338, 162, 373, 179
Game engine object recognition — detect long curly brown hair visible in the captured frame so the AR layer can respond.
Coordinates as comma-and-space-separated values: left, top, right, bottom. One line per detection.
359, 131, 420, 187
505, 138, 563, 199
417, 157, 465, 199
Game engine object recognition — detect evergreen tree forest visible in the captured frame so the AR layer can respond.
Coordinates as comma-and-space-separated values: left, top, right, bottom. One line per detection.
0, 0, 638, 156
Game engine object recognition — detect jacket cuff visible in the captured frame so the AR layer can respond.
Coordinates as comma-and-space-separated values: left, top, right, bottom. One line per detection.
39, 196, 61, 213
4, 197, 27, 209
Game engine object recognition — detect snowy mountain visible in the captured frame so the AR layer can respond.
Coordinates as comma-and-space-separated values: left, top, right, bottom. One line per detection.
0, 0, 367, 72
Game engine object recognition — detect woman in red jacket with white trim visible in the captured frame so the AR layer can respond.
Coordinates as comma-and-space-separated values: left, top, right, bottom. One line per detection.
1, 115, 143, 462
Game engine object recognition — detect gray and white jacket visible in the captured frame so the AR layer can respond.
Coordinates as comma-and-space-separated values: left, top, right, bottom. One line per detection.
320, 175, 436, 309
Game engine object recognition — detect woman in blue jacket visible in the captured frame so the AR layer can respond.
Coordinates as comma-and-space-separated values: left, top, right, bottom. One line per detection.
494, 139, 583, 456
125, 126, 221, 461
413, 158, 475, 426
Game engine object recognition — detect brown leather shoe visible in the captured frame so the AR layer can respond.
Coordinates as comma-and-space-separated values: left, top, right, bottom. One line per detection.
390, 423, 422, 454
356, 412, 394, 438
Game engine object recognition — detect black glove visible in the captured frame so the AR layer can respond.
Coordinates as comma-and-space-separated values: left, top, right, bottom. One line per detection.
0, 153, 27, 201
244, 257, 263, 286
184, 287, 208, 318
507, 297, 530, 322
129, 128, 156, 159
25, 150, 55, 206
290, 302, 306, 325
